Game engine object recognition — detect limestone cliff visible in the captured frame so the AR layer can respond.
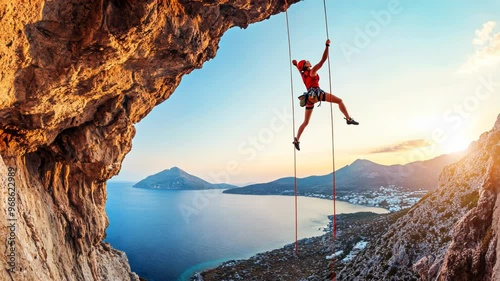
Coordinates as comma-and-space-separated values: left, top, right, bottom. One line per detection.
0, 1, 298, 280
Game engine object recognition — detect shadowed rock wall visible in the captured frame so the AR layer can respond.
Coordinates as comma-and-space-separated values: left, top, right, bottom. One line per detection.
0, 1, 298, 280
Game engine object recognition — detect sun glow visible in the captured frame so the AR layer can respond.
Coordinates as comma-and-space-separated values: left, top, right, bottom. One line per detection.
444, 137, 470, 153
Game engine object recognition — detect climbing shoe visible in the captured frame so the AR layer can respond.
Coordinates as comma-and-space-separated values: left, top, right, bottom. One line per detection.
345, 117, 359, 125
293, 137, 300, 151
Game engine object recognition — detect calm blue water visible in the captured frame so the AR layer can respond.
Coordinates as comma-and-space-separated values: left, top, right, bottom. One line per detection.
105, 182, 388, 281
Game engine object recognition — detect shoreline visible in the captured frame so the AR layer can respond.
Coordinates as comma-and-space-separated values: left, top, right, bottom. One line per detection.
225, 192, 393, 214
192, 212, 390, 280
184, 226, 333, 281
185, 209, 390, 280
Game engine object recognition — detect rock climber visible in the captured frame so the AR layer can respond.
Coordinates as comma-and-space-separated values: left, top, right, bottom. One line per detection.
292, 39, 359, 151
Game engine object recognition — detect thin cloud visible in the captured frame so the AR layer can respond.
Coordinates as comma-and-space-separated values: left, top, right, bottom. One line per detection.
459, 21, 500, 73
473, 21, 496, 46
369, 139, 431, 154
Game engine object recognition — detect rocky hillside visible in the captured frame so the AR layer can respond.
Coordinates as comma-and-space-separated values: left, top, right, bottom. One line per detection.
336, 114, 500, 281
0, 1, 298, 280
198, 114, 500, 281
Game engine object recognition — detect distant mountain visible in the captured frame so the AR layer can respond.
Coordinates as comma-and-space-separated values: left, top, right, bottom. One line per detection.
223, 153, 464, 196
133, 167, 237, 190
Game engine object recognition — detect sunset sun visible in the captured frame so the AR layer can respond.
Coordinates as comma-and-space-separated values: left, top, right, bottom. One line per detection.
445, 138, 470, 153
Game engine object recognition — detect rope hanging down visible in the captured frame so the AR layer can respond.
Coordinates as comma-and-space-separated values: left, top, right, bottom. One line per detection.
283, 0, 299, 256
322, 1, 338, 280
284, 2, 337, 275
322, 0, 337, 240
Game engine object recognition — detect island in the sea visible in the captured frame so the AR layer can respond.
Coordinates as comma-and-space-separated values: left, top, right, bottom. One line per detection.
133, 166, 237, 190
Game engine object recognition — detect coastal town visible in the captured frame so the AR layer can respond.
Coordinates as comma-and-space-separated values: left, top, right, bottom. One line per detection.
305, 185, 428, 212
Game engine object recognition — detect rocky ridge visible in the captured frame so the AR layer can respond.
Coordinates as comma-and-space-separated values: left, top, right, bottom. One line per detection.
0, 1, 299, 280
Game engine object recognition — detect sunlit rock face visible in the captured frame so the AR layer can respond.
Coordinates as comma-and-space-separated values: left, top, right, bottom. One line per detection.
438, 115, 500, 281
0, 0, 298, 280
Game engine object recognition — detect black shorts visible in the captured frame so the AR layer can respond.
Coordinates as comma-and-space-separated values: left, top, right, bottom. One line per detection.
305, 87, 326, 110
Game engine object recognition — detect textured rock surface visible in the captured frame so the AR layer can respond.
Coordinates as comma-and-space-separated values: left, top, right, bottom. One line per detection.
0, 0, 298, 280
438, 115, 500, 281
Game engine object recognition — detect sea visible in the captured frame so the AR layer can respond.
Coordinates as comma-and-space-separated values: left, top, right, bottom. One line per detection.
105, 182, 388, 281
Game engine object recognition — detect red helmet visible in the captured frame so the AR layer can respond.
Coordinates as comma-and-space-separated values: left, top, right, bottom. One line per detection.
297, 60, 306, 71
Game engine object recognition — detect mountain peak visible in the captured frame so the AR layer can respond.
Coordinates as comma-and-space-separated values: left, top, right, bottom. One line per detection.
349, 159, 381, 169
167, 166, 183, 173
351, 159, 377, 165
158, 166, 186, 176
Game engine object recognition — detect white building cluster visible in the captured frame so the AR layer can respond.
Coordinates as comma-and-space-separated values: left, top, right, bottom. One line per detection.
337, 185, 427, 212
305, 185, 428, 212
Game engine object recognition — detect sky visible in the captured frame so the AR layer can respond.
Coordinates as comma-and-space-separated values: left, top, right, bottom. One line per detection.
113, 0, 500, 185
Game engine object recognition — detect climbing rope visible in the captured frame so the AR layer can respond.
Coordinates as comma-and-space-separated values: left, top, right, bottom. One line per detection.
284, 2, 337, 274
322, 0, 337, 241
322, 1, 338, 280
283, 0, 299, 256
